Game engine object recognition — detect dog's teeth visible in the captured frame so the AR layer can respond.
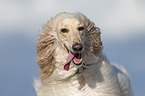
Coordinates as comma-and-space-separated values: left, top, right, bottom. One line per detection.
74, 58, 82, 64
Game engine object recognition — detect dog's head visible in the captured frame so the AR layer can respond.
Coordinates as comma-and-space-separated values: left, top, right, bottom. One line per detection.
37, 12, 103, 79
54, 13, 102, 53
55, 13, 85, 52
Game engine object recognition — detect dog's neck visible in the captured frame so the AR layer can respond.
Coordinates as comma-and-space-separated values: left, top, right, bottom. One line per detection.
42, 45, 120, 95
47, 44, 103, 80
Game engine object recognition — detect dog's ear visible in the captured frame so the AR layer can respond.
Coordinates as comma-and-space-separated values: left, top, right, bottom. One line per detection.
37, 22, 57, 80
78, 13, 103, 54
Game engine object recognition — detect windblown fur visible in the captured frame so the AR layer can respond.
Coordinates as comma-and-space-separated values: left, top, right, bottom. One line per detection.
34, 12, 133, 96
37, 24, 57, 79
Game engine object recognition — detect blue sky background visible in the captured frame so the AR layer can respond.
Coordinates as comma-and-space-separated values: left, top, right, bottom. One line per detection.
0, 0, 145, 96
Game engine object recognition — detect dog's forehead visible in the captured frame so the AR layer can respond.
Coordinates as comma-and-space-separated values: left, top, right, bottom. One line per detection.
62, 18, 81, 26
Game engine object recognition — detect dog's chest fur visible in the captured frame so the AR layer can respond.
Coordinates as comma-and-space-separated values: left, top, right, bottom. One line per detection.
34, 47, 122, 96
34, 63, 121, 96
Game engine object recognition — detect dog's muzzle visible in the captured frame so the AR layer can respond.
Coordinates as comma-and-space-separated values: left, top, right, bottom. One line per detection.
63, 43, 83, 71
64, 51, 83, 71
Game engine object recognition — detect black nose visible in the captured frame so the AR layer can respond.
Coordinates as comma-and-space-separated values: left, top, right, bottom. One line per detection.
72, 43, 83, 52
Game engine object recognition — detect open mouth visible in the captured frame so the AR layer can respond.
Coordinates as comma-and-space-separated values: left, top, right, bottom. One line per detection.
64, 52, 82, 71
73, 53, 82, 64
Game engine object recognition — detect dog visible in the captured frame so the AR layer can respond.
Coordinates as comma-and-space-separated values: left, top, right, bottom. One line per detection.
34, 12, 133, 96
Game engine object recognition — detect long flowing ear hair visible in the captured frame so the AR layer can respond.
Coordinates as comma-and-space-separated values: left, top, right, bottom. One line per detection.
37, 21, 57, 80
77, 13, 103, 54
37, 13, 102, 80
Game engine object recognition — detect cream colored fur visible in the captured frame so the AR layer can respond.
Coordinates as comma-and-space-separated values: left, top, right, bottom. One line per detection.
34, 12, 133, 96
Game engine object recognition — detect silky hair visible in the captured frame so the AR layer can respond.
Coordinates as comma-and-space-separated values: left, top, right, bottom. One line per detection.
36, 12, 102, 80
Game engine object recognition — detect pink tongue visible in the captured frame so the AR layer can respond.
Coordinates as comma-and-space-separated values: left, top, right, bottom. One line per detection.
64, 52, 74, 71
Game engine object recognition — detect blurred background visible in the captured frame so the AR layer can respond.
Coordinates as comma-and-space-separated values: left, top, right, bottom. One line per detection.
0, 0, 145, 96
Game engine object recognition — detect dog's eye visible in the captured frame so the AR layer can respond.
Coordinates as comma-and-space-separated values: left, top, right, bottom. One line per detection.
61, 28, 69, 33
78, 26, 84, 31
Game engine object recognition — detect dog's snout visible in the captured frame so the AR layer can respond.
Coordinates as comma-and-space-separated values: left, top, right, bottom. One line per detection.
72, 43, 83, 52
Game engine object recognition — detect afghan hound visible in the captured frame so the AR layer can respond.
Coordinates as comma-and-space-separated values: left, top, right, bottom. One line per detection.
34, 12, 133, 96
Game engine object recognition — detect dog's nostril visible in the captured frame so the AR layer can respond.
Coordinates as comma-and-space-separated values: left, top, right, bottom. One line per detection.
72, 43, 83, 52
